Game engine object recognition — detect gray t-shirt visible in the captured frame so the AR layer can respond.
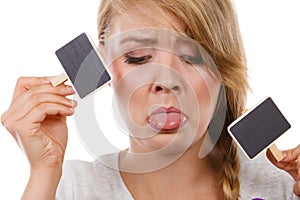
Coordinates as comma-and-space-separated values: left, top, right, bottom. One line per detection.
56, 150, 299, 200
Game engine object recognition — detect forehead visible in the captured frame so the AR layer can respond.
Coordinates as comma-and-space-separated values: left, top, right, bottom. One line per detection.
108, 3, 187, 39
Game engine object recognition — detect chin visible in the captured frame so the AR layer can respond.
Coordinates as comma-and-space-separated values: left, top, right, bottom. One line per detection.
131, 126, 205, 155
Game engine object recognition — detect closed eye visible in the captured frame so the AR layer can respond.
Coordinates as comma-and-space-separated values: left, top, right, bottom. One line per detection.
123, 48, 153, 65
124, 55, 152, 65
180, 54, 203, 65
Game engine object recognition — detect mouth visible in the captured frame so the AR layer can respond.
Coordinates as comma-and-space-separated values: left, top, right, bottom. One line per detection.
147, 106, 188, 133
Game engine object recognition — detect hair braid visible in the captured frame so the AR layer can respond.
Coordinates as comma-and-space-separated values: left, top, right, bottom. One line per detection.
220, 137, 240, 200
217, 102, 241, 200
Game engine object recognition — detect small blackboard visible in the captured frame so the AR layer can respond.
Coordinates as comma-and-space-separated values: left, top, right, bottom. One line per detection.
55, 33, 111, 98
228, 97, 291, 159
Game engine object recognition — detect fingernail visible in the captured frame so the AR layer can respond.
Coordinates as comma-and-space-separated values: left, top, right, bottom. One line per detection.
69, 99, 77, 107
66, 85, 75, 92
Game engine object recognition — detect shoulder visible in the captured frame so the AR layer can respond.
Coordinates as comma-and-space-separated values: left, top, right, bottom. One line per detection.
238, 149, 297, 199
62, 153, 118, 182
56, 153, 132, 199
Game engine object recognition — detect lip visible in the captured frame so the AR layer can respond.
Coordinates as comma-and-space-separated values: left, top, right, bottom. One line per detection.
147, 106, 188, 133
151, 106, 182, 115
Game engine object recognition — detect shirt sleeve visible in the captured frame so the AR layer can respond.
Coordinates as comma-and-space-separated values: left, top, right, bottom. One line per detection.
239, 149, 298, 199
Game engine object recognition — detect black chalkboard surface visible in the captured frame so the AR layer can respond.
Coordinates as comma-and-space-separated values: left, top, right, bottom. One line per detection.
228, 97, 291, 160
55, 33, 111, 98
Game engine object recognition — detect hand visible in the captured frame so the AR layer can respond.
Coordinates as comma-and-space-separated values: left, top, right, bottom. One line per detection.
1, 76, 76, 171
267, 145, 300, 197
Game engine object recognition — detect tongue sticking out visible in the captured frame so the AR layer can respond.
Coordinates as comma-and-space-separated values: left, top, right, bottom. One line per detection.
148, 112, 186, 131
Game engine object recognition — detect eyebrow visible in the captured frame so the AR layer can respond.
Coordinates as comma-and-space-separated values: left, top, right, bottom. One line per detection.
120, 36, 158, 45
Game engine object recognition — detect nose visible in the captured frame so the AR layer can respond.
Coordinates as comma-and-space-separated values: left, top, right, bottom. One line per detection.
152, 82, 181, 94
150, 51, 183, 95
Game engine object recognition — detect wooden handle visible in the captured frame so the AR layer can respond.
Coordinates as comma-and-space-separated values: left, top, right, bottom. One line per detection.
50, 73, 68, 87
268, 143, 284, 162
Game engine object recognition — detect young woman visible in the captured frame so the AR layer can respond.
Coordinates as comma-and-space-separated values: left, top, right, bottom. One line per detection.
2, 0, 300, 199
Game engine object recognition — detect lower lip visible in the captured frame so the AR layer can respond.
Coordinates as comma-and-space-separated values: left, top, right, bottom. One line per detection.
148, 112, 187, 133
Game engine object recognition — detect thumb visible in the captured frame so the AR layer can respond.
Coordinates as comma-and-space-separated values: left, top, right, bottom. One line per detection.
280, 145, 300, 163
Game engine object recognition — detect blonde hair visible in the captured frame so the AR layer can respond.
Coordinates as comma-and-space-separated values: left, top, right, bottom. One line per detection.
97, 0, 249, 199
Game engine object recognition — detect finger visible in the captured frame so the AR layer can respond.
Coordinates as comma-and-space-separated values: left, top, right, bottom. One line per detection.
12, 103, 75, 137
2, 84, 75, 123
281, 145, 300, 162
298, 154, 300, 177
11, 76, 51, 103
267, 150, 297, 171
5, 84, 75, 118
6, 94, 76, 125
293, 181, 300, 197
266, 150, 299, 180
26, 102, 74, 127
1, 77, 50, 127
12, 83, 75, 110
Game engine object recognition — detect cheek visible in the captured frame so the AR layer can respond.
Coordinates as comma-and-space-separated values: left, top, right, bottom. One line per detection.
193, 79, 212, 126
190, 77, 214, 109
128, 88, 149, 125
110, 60, 153, 127
113, 72, 149, 127
193, 68, 220, 109
109, 57, 137, 86
188, 70, 220, 130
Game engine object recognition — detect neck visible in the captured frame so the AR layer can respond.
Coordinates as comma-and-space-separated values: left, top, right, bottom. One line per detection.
120, 141, 223, 199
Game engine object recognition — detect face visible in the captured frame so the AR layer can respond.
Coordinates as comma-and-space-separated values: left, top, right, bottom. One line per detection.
103, 4, 221, 155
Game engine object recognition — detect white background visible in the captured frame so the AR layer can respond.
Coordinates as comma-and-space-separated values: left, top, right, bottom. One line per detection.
0, 0, 299, 198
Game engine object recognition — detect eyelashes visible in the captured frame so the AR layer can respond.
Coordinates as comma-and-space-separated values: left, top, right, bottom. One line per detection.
123, 51, 202, 66
180, 54, 203, 65
124, 55, 152, 65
